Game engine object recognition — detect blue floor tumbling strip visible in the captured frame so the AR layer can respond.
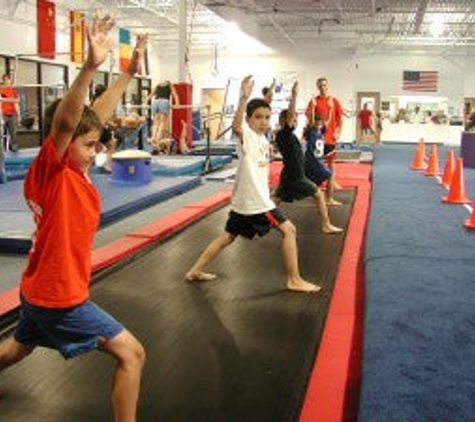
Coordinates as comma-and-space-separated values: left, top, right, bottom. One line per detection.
359, 144, 475, 422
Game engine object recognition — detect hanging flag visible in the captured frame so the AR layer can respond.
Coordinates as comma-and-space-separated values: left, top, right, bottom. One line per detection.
70, 11, 85, 64
402, 71, 438, 93
37, 0, 56, 59
119, 28, 132, 72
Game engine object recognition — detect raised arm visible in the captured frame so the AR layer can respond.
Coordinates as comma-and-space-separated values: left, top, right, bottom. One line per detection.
286, 81, 298, 125
232, 75, 253, 143
146, 86, 155, 104
263, 78, 276, 104
307, 97, 316, 127
92, 35, 148, 124
51, 15, 114, 157
334, 99, 344, 139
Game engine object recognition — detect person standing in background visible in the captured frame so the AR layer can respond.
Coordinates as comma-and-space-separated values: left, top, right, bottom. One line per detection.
357, 102, 375, 141
148, 80, 179, 154
0, 73, 20, 152
306, 77, 344, 204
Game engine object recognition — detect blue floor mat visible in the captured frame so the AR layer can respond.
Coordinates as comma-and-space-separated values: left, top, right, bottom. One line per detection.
4, 150, 233, 180
359, 144, 475, 422
0, 173, 202, 253
3, 148, 39, 181
151, 155, 232, 176
189, 139, 237, 156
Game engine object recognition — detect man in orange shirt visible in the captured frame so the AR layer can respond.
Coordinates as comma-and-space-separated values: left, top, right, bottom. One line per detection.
0, 16, 147, 422
0, 73, 20, 152
306, 77, 344, 205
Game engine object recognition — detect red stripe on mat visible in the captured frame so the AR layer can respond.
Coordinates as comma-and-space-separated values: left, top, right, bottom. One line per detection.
0, 286, 20, 315
299, 163, 371, 422
128, 207, 207, 240
92, 236, 153, 273
184, 188, 232, 209
0, 188, 232, 317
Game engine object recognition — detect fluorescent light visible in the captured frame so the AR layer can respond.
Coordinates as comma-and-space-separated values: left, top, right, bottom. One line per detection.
429, 15, 445, 37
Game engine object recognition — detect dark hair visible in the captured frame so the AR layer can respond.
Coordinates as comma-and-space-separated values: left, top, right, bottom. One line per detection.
246, 98, 271, 118
43, 99, 103, 140
262, 87, 270, 96
91, 84, 107, 105
1, 73, 11, 81
316, 77, 327, 85
279, 108, 288, 123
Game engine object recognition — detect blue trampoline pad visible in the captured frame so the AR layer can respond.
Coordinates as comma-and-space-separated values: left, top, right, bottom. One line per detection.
0, 173, 202, 253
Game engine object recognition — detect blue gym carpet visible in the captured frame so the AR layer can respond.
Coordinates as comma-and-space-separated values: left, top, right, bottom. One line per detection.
359, 144, 475, 422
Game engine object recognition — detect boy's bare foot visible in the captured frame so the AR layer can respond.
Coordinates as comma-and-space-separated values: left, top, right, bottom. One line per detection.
322, 224, 343, 234
185, 271, 217, 282
286, 278, 321, 293
326, 198, 342, 206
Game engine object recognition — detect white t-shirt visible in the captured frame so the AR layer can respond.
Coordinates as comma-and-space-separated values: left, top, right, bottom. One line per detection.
231, 124, 275, 215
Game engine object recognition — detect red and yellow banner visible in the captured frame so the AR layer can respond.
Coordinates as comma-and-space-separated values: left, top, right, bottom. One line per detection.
70, 11, 85, 64
37, 0, 56, 59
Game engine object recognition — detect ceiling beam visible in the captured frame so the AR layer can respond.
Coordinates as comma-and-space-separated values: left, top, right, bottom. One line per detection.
412, 0, 429, 35
267, 15, 295, 45
7, 0, 23, 15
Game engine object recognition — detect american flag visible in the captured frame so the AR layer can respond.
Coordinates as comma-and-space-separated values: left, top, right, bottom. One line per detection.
402, 71, 438, 92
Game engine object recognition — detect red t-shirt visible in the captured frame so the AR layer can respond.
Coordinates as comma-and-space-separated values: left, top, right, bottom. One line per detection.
306, 96, 343, 145
20, 137, 100, 308
0, 86, 18, 116
358, 109, 373, 128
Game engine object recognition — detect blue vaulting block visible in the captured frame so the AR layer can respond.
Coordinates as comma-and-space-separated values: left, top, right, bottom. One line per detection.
111, 150, 153, 184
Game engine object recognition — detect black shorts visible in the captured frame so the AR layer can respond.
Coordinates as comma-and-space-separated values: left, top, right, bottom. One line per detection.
225, 209, 287, 239
324, 144, 337, 164
305, 160, 332, 186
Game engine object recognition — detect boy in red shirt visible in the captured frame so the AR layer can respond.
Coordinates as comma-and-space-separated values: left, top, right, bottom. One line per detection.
0, 16, 147, 422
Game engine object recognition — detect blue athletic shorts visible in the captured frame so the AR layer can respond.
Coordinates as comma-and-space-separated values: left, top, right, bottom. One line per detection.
225, 208, 287, 239
14, 297, 124, 359
151, 98, 171, 115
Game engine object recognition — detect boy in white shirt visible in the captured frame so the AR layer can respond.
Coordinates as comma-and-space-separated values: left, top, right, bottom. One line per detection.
186, 76, 319, 293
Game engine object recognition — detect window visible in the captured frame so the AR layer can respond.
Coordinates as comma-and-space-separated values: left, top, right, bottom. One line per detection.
15, 60, 40, 133
41, 63, 66, 115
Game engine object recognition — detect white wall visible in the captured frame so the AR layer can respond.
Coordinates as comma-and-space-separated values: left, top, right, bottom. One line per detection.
181, 50, 470, 143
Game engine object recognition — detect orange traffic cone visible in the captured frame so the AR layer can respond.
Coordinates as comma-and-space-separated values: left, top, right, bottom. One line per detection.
438, 150, 455, 187
463, 198, 475, 229
410, 139, 426, 170
442, 157, 470, 204
425, 144, 441, 177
